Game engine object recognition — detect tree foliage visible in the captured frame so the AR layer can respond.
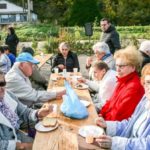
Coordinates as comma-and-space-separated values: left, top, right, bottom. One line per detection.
7, 0, 150, 26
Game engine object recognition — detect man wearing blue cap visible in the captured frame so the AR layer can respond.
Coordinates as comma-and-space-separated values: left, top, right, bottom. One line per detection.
5, 52, 66, 107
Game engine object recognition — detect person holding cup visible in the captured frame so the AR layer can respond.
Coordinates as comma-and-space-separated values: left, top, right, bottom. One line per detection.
95, 63, 150, 150
51, 42, 80, 73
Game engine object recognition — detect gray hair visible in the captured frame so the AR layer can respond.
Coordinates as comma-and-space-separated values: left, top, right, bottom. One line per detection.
92, 42, 110, 54
59, 42, 70, 50
139, 40, 150, 53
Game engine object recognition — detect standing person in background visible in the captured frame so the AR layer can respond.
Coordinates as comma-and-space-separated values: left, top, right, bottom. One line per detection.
51, 42, 80, 72
5, 27, 19, 56
100, 18, 121, 55
3, 45, 16, 66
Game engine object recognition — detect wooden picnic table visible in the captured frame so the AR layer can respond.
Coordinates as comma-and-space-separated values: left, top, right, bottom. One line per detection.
33, 73, 105, 150
34, 54, 53, 68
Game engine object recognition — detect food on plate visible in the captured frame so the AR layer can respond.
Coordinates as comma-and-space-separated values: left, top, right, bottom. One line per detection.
76, 84, 83, 88
42, 117, 57, 127
85, 136, 94, 144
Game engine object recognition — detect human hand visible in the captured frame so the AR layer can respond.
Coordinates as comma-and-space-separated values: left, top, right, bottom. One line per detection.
16, 142, 32, 150
37, 104, 53, 119
58, 64, 65, 70
86, 57, 93, 66
77, 77, 86, 83
56, 89, 66, 99
96, 135, 112, 149
95, 117, 107, 129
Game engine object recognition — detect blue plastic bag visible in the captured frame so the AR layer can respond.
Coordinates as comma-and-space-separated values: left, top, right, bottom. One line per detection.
60, 81, 89, 119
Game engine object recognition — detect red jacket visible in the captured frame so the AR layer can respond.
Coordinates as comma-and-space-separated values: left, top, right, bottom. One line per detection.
100, 71, 144, 121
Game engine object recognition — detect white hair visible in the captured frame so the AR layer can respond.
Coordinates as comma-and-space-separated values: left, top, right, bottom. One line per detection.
92, 42, 110, 54
59, 42, 70, 50
139, 40, 150, 53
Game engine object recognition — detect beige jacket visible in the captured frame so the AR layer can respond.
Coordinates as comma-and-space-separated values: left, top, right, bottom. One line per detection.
5, 63, 56, 106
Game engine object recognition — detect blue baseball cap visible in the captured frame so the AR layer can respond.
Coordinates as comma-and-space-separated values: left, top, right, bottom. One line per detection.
16, 52, 39, 64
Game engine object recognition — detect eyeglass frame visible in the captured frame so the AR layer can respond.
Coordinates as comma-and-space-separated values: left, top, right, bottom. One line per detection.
115, 64, 129, 69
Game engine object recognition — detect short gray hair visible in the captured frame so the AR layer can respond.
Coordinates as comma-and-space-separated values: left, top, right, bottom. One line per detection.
59, 42, 70, 50
139, 40, 150, 53
92, 42, 110, 54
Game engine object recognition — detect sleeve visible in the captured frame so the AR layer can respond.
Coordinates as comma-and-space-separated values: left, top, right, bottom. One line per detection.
0, 55, 7, 66
86, 80, 99, 92
51, 55, 59, 72
30, 65, 47, 84
6, 76, 56, 102
0, 139, 16, 150
8, 91, 38, 123
110, 86, 143, 121
14, 34, 19, 45
111, 136, 150, 150
111, 31, 121, 50
73, 53, 80, 71
101, 85, 144, 121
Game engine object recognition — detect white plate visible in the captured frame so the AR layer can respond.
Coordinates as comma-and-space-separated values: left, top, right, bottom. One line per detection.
75, 84, 89, 90
80, 100, 90, 107
35, 121, 58, 132
79, 125, 104, 138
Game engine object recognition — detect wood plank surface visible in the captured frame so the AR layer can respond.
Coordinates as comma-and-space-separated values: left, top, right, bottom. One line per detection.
33, 73, 102, 150
34, 54, 53, 68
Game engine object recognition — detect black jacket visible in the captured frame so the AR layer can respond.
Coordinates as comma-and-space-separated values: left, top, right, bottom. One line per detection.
100, 25, 121, 54
51, 51, 80, 72
5, 34, 19, 56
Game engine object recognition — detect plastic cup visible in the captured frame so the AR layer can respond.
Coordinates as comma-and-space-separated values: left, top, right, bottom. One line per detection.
73, 68, 78, 73
54, 68, 59, 74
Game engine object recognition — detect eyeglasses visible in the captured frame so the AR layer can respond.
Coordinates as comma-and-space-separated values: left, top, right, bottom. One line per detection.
144, 80, 150, 86
116, 64, 129, 69
0, 81, 6, 87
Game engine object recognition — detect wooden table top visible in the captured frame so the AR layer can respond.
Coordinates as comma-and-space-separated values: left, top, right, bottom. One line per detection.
33, 73, 104, 150
34, 54, 53, 68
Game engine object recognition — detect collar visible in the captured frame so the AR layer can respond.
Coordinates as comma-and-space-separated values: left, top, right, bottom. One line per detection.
102, 53, 112, 61
116, 71, 138, 83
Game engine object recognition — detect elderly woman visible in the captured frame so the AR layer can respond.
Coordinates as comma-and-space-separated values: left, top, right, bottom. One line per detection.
139, 40, 150, 67
86, 42, 115, 80
0, 72, 53, 150
51, 42, 80, 72
78, 61, 116, 112
95, 63, 150, 150
100, 46, 144, 121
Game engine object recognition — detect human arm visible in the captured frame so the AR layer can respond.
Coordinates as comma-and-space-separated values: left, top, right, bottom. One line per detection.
73, 53, 80, 71
110, 31, 121, 50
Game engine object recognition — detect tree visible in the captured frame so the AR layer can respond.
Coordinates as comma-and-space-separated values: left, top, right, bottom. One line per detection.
68, 0, 100, 26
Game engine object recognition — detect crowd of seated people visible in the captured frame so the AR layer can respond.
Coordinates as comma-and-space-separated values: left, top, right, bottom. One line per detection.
95, 63, 150, 150
0, 38, 150, 150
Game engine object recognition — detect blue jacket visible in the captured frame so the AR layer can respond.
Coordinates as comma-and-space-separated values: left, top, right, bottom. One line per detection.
106, 95, 150, 150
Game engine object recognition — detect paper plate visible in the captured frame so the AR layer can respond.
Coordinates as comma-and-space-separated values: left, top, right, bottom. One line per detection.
35, 121, 58, 132
80, 100, 90, 107
79, 125, 104, 138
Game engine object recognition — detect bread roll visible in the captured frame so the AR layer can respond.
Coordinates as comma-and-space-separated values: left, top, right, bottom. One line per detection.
42, 117, 57, 127
85, 136, 94, 144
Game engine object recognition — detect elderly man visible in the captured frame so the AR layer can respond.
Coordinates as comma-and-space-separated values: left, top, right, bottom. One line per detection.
100, 18, 121, 54
0, 72, 53, 150
5, 52, 66, 107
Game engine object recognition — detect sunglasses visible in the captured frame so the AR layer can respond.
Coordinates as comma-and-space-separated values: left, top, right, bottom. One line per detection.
0, 81, 6, 87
